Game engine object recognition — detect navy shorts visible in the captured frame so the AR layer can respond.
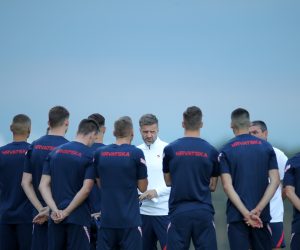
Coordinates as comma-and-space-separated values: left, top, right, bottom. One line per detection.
166, 210, 217, 250
141, 214, 169, 250
269, 222, 285, 248
228, 221, 272, 250
31, 223, 48, 250
290, 232, 300, 250
0, 223, 32, 250
48, 222, 90, 250
97, 227, 143, 250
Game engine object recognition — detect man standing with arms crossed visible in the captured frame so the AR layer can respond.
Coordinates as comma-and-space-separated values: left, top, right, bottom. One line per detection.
0, 114, 32, 250
94, 116, 148, 250
22, 106, 70, 250
249, 120, 288, 250
163, 106, 219, 250
137, 114, 169, 250
39, 118, 99, 250
219, 108, 280, 250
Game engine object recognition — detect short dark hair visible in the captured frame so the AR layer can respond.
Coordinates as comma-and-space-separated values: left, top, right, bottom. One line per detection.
114, 116, 133, 138
77, 119, 99, 136
11, 114, 31, 135
183, 106, 202, 130
139, 114, 158, 127
88, 113, 105, 127
251, 120, 268, 132
48, 106, 69, 128
231, 108, 250, 129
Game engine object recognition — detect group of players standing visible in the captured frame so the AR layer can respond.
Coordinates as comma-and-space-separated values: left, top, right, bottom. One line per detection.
0, 105, 299, 250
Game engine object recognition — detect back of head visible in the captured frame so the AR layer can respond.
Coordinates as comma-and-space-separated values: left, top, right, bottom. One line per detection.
10, 114, 31, 135
48, 106, 69, 128
77, 119, 99, 136
88, 113, 105, 127
183, 106, 202, 130
139, 114, 158, 127
250, 120, 268, 132
114, 116, 133, 138
231, 108, 250, 130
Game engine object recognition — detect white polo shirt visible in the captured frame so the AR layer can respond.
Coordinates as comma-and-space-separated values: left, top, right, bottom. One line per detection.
270, 147, 288, 222
137, 137, 170, 216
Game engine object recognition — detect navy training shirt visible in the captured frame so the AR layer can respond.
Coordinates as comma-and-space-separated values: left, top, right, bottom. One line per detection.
43, 141, 95, 226
219, 134, 278, 223
94, 144, 147, 228
88, 142, 105, 214
283, 152, 300, 233
0, 141, 33, 224
23, 135, 68, 214
162, 137, 219, 217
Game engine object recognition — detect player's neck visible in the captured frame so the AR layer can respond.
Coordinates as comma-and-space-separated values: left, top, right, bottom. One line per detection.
234, 128, 249, 136
184, 130, 200, 138
13, 134, 28, 142
48, 127, 66, 136
115, 137, 131, 145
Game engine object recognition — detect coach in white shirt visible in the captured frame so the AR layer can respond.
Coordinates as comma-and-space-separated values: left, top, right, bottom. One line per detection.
250, 120, 288, 250
138, 114, 170, 250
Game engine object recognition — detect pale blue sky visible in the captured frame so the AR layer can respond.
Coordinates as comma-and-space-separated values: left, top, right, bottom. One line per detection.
0, 1, 299, 152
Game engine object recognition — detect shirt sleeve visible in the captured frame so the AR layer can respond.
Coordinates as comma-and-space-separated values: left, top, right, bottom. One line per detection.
84, 156, 96, 180
268, 147, 279, 170
42, 154, 51, 175
283, 161, 295, 187
23, 144, 33, 173
162, 145, 172, 174
211, 148, 220, 177
135, 148, 148, 180
93, 150, 100, 179
218, 150, 231, 174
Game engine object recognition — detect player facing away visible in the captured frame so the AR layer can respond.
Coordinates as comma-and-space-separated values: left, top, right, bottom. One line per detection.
249, 120, 288, 250
88, 113, 106, 250
21, 106, 69, 250
38, 119, 99, 250
162, 106, 219, 250
94, 116, 148, 250
283, 153, 300, 250
0, 114, 32, 250
137, 114, 170, 250
219, 108, 280, 250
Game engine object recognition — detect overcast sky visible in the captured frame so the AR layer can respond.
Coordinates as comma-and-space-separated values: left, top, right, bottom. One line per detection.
0, 0, 299, 152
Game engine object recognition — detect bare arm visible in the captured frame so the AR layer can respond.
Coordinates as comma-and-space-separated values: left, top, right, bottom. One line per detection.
137, 178, 148, 193
63, 179, 94, 216
252, 169, 280, 215
163, 173, 171, 187
221, 173, 250, 217
21, 172, 44, 212
39, 175, 58, 212
285, 186, 300, 212
209, 177, 218, 192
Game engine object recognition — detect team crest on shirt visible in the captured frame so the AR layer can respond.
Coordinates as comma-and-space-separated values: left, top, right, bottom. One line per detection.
285, 164, 291, 172
140, 158, 147, 166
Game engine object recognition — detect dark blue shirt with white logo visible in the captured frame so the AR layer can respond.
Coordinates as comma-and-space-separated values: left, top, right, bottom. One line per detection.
219, 134, 278, 223
0, 141, 33, 224
283, 152, 300, 233
162, 137, 219, 217
43, 141, 95, 226
94, 144, 147, 228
